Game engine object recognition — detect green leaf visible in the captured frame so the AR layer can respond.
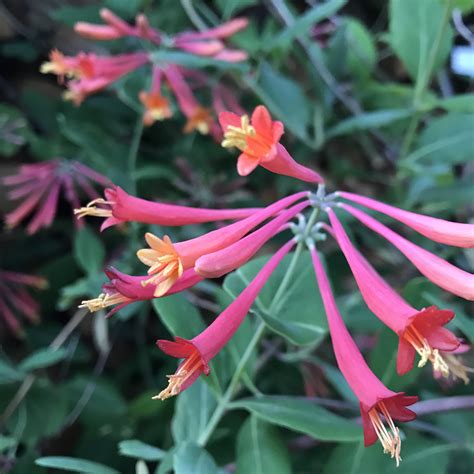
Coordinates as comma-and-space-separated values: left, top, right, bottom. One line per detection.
19, 348, 67, 372
445, 0, 474, 13
173, 442, 218, 474
150, 51, 248, 72
389, 0, 453, 81
405, 113, 474, 165
344, 19, 377, 79
73, 226, 106, 275
0, 436, 17, 451
0, 103, 30, 157
215, 0, 257, 19
323, 435, 452, 474
232, 396, 362, 442
326, 109, 412, 138
172, 378, 217, 443
118, 440, 165, 461
271, 0, 347, 49
105, 0, 143, 18
236, 416, 292, 474
153, 293, 205, 339
224, 251, 327, 346
249, 61, 311, 141
0, 358, 24, 384
35, 456, 119, 474
434, 94, 474, 113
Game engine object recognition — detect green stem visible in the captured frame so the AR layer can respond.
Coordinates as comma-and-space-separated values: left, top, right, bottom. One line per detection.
180, 0, 207, 30
128, 116, 145, 196
197, 204, 322, 446
197, 321, 266, 446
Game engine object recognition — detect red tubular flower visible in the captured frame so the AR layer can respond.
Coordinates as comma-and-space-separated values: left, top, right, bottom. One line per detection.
219, 105, 323, 183
326, 209, 461, 378
41, 51, 149, 104
0, 270, 47, 337
310, 246, 417, 465
341, 204, 474, 301
3, 160, 110, 234
136, 192, 308, 296
339, 191, 474, 248
163, 65, 213, 134
155, 239, 295, 400
139, 66, 172, 126
172, 18, 248, 61
80, 267, 202, 317
195, 201, 309, 277
74, 185, 261, 231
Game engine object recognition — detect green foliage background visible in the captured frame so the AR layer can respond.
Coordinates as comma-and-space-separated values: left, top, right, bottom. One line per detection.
0, 0, 473, 473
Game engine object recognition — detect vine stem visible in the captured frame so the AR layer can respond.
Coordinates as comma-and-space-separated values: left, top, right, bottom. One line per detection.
0, 308, 88, 425
197, 203, 322, 446
197, 321, 266, 446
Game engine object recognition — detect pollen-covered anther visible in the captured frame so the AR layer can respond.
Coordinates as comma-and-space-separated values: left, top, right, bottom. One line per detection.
442, 354, 472, 385
152, 351, 202, 400
79, 292, 127, 312
404, 325, 449, 377
221, 114, 255, 151
74, 198, 114, 219
369, 402, 402, 467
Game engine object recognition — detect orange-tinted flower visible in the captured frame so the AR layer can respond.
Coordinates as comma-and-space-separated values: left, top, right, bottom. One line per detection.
139, 91, 172, 125
183, 106, 213, 134
220, 105, 284, 175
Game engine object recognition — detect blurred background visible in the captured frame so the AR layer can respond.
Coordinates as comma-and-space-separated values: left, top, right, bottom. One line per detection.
0, 1, 473, 473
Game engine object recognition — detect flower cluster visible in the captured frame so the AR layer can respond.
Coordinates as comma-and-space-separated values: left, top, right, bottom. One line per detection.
41, 9, 247, 134
2, 160, 110, 234
0, 270, 47, 337
76, 105, 473, 464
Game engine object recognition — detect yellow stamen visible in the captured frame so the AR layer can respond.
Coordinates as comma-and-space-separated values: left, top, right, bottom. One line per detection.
404, 325, 450, 377
74, 198, 114, 219
369, 402, 402, 466
441, 353, 472, 385
221, 114, 255, 151
79, 292, 127, 312
152, 350, 202, 400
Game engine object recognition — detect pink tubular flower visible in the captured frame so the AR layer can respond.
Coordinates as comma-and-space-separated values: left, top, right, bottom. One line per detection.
340, 204, 474, 301
154, 239, 295, 400
219, 105, 323, 183
163, 65, 213, 134
173, 18, 248, 62
339, 191, 474, 248
139, 66, 172, 126
310, 246, 417, 465
326, 208, 461, 377
136, 191, 308, 296
79, 267, 202, 317
3, 160, 110, 234
41, 50, 149, 104
0, 270, 47, 337
74, 185, 261, 231
195, 200, 309, 277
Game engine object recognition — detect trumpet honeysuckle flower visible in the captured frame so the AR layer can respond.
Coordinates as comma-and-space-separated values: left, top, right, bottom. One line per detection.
341, 204, 474, 301
136, 191, 308, 296
163, 65, 213, 134
327, 209, 461, 377
74, 185, 260, 230
339, 191, 474, 248
155, 239, 295, 400
41, 51, 149, 104
80, 267, 202, 317
433, 344, 472, 385
310, 246, 418, 465
3, 160, 110, 234
219, 105, 323, 183
0, 270, 47, 337
139, 66, 172, 126
195, 200, 309, 277
75, 9, 248, 62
